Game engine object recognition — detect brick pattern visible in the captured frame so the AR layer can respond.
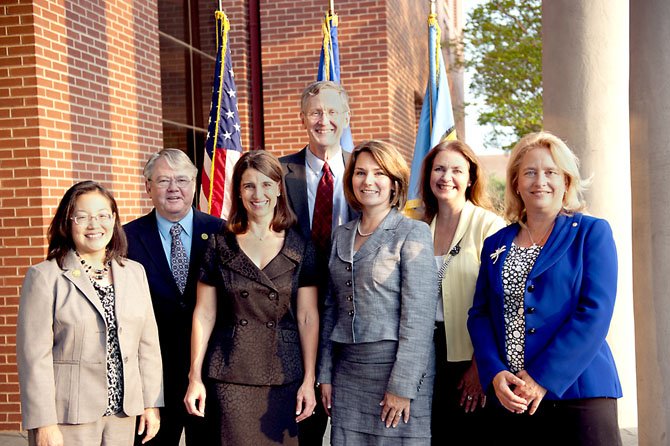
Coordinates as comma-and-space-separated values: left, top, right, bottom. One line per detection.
259, 0, 432, 164
0, 0, 162, 431
0, 0, 458, 431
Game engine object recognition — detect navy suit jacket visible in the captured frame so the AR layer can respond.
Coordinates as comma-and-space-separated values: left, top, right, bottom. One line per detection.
124, 208, 224, 405
468, 213, 622, 400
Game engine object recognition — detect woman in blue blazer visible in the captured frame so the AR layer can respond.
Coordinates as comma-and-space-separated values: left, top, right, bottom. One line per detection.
467, 132, 622, 445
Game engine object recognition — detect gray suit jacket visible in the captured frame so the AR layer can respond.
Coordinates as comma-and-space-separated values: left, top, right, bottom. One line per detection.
317, 208, 438, 399
17, 251, 163, 430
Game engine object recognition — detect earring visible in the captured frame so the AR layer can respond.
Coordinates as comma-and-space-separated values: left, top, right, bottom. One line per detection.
516, 190, 520, 195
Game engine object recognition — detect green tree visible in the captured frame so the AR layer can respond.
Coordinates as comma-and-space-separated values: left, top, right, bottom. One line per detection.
462, 0, 542, 149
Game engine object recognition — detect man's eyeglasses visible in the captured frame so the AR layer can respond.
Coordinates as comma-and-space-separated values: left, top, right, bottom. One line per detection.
306, 109, 346, 121
70, 213, 114, 226
150, 177, 194, 189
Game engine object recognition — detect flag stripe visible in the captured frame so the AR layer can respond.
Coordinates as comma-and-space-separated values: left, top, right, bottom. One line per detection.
199, 9, 243, 219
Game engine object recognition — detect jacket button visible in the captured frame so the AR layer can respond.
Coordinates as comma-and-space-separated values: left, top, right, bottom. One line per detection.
527, 327, 536, 334
348, 310, 354, 317
527, 284, 535, 292
239, 319, 248, 326
266, 321, 275, 328
346, 295, 353, 301
527, 307, 536, 314
241, 291, 249, 298
268, 291, 278, 300
179, 301, 187, 309
345, 280, 352, 287
345, 265, 352, 271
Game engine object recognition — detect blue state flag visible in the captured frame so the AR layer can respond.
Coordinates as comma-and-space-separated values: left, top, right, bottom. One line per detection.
407, 13, 457, 210
317, 11, 354, 151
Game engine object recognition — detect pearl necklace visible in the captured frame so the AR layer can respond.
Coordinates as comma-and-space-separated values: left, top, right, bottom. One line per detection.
75, 251, 110, 281
356, 220, 375, 237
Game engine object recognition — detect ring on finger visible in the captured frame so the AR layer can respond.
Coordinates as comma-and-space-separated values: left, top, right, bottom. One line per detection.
467, 395, 473, 401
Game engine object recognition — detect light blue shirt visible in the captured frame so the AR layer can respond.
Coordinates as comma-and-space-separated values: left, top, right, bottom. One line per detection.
305, 146, 348, 232
155, 208, 194, 269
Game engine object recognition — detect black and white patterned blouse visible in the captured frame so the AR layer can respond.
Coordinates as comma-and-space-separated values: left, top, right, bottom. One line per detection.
501, 243, 542, 373
92, 281, 124, 416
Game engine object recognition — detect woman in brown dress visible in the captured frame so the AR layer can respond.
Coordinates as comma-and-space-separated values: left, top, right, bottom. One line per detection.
184, 151, 318, 445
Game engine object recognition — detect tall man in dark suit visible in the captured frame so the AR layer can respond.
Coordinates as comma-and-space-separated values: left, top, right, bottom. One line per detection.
125, 149, 224, 446
280, 81, 356, 445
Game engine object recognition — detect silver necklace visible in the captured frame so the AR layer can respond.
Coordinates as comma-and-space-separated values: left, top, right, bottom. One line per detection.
525, 221, 555, 247
356, 220, 375, 237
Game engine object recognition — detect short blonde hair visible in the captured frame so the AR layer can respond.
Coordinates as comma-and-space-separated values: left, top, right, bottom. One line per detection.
505, 131, 589, 223
343, 140, 409, 211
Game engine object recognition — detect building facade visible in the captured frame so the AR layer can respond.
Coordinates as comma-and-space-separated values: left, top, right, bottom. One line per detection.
0, 0, 461, 430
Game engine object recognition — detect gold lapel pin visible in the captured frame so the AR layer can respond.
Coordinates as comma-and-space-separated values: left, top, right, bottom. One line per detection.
73, 269, 82, 277
201, 233, 209, 240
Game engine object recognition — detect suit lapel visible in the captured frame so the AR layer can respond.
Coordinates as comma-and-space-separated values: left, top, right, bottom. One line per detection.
187, 210, 214, 287
219, 231, 277, 291
529, 213, 580, 278
61, 251, 105, 318
110, 259, 127, 318
284, 148, 311, 235
137, 211, 176, 288
336, 219, 357, 263
353, 208, 402, 261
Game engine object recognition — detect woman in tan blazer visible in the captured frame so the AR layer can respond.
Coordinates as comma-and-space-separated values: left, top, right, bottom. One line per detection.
17, 181, 163, 446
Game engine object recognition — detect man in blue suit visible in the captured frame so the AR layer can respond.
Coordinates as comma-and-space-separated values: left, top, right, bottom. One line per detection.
125, 149, 224, 446
280, 81, 356, 445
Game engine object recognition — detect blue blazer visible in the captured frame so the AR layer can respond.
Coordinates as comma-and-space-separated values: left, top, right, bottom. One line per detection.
467, 213, 622, 400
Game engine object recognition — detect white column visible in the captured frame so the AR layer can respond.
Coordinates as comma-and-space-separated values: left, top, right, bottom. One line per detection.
630, 1, 670, 443
542, 0, 636, 428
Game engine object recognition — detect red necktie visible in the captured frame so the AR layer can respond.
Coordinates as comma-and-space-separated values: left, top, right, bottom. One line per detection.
312, 162, 334, 257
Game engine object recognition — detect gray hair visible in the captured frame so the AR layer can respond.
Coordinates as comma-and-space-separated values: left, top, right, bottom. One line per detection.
143, 148, 198, 180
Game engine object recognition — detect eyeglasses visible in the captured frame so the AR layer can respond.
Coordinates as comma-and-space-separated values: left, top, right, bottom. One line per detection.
150, 176, 194, 189
306, 109, 346, 121
71, 213, 114, 226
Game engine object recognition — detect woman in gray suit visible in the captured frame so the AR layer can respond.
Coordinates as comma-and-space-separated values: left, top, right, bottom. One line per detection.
318, 140, 439, 445
17, 181, 163, 446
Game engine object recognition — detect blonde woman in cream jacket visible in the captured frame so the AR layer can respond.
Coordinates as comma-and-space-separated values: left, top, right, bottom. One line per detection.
418, 140, 504, 445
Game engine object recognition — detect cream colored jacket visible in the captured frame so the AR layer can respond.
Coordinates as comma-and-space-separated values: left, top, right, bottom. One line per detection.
431, 201, 505, 362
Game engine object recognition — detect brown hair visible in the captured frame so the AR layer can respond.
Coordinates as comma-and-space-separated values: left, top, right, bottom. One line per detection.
227, 150, 297, 233
419, 140, 493, 223
47, 181, 127, 267
505, 131, 589, 223
343, 140, 409, 212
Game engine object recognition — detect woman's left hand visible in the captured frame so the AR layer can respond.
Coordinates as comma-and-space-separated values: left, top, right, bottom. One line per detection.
379, 392, 410, 428
137, 407, 160, 444
513, 370, 547, 415
458, 360, 487, 413
295, 380, 317, 422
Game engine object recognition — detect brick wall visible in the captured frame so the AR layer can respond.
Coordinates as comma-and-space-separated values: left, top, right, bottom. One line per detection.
0, 0, 455, 431
0, 0, 161, 430
258, 0, 431, 164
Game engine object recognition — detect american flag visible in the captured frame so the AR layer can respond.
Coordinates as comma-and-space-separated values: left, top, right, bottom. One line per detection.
200, 9, 243, 219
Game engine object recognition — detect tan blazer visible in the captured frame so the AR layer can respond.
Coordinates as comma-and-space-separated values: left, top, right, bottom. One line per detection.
17, 251, 164, 430
430, 201, 505, 362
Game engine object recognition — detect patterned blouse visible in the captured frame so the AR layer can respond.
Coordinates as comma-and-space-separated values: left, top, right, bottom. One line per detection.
501, 243, 542, 373
92, 281, 124, 416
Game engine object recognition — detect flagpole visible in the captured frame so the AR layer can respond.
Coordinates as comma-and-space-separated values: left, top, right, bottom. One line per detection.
218, 0, 222, 12
430, 0, 435, 15
329, 0, 334, 14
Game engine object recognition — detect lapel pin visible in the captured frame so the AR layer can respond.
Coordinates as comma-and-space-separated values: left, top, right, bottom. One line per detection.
572, 222, 578, 227
73, 269, 81, 277
201, 233, 209, 240
490, 245, 506, 264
